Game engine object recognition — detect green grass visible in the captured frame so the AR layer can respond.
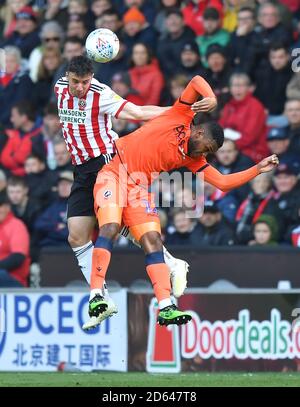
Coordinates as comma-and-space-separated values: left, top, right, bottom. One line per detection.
0, 372, 299, 387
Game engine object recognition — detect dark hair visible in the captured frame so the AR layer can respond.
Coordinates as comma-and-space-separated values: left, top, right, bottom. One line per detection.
165, 8, 183, 19
67, 55, 94, 76
0, 190, 9, 206
192, 116, 224, 148
206, 121, 224, 148
130, 42, 153, 67
12, 101, 36, 122
26, 153, 45, 163
238, 7, 255, 18
64, 36, 84, 46
270, 42, 289, 54
7, 176, 27, 189
101, 8, 121, 19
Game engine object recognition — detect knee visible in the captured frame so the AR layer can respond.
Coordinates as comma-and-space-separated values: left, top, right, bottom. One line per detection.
68, 232, 89, 248
99, 223, 120, 240
140, 231, 162, 253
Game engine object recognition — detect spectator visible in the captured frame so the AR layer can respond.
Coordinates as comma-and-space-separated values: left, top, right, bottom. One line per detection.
34, 171, 73, 248
154, 0, 183, 38
32, 48, 63, 113
0, 0, 29, 38
44, 0, 69, 30
95, 39, 129, 86
111, 72, 144, 135
129, 43, 164, 105
219, 72, 269, 163
247, 2, 293, 80
165, 208, 197, 246
1, 102, 42, 176
0, 190, 30, 287
35, 103, 62, 170
204, 44, 232, 114
0, 46, 33, 128
176, 41, 205, 79
228, 7, 256, 71
285, 99, 300, 155
53, 139, 73, 173
111, 71, 144, 105
196, 7, 230, 68
68, 0, 93, 30
250, 214, 279, 246
166, 74, 189, 105
122, 6, 157, 58
236, 173, 281, 244
91, 0, 112, 20
28, 20, 65, 83
95, 8, 123, 37
254, 43, 292, 127
0, 6, 40, 59
203, 181, 238, 223
182, 0, 223, 36
274, 161, 300, 241
6, 175, 42, 234
121, 0, 157, 25
157, 9, 196, 77
24, 153, 57, 208
66, 14, 88, 40
192, 200, 235, 246
267, 127, 300, 169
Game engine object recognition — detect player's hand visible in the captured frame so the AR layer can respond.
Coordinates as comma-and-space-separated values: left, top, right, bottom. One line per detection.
257, 154, 279, 173
191, 97, 217, 113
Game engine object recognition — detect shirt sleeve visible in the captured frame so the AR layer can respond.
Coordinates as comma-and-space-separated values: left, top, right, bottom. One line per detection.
185, 157, 208, 174
99, 85, 128, 117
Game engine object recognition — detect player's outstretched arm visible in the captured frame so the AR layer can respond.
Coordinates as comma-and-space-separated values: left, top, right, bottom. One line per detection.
201, 154, 279, 192
117, 102, 170, 121
180, 75, 217, 113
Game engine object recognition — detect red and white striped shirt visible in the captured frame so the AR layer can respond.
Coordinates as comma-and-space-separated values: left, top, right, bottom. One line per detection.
54, 77, 128, 165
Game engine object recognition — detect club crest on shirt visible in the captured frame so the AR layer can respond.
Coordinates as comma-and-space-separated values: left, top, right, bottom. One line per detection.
78, 99, 86, 110
104, 190, 112, 199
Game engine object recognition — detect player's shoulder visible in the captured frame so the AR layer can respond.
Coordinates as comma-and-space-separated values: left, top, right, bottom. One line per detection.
55, 76, 69, 88
90, 78, 110, 93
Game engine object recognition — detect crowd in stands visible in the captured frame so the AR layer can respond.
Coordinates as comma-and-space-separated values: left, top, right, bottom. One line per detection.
0, 0, 300, 287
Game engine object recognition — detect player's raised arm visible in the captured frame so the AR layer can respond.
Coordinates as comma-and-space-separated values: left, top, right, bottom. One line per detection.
201, 155, 279, 192
180, 75, 217, 113
117, 102, 170, 121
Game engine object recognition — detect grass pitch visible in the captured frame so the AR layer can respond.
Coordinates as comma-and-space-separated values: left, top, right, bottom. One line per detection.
0, 372, 299, 387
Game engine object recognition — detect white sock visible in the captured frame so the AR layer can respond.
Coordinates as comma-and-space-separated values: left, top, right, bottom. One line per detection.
159, 298, 172, 310
72, 241, 93, 283
72, 240, 109, 297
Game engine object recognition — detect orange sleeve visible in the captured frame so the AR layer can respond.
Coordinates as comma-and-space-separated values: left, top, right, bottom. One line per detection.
179, 75, 216, 105
201, 164, 260, 192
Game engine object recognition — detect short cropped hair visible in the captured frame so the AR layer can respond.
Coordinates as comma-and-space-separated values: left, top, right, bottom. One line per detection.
67, 56, 93, 77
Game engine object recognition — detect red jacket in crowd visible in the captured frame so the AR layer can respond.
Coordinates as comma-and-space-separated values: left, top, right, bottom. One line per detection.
129, 60, 164, 106
182, 0, 224, 36
219, 93, 270, 163
0, 126, 42, 176
0, 211, 30, 286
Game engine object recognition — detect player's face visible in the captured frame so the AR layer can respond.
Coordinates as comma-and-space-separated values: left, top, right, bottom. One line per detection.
67, 72, 93, 98
188, 128, 218, 157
